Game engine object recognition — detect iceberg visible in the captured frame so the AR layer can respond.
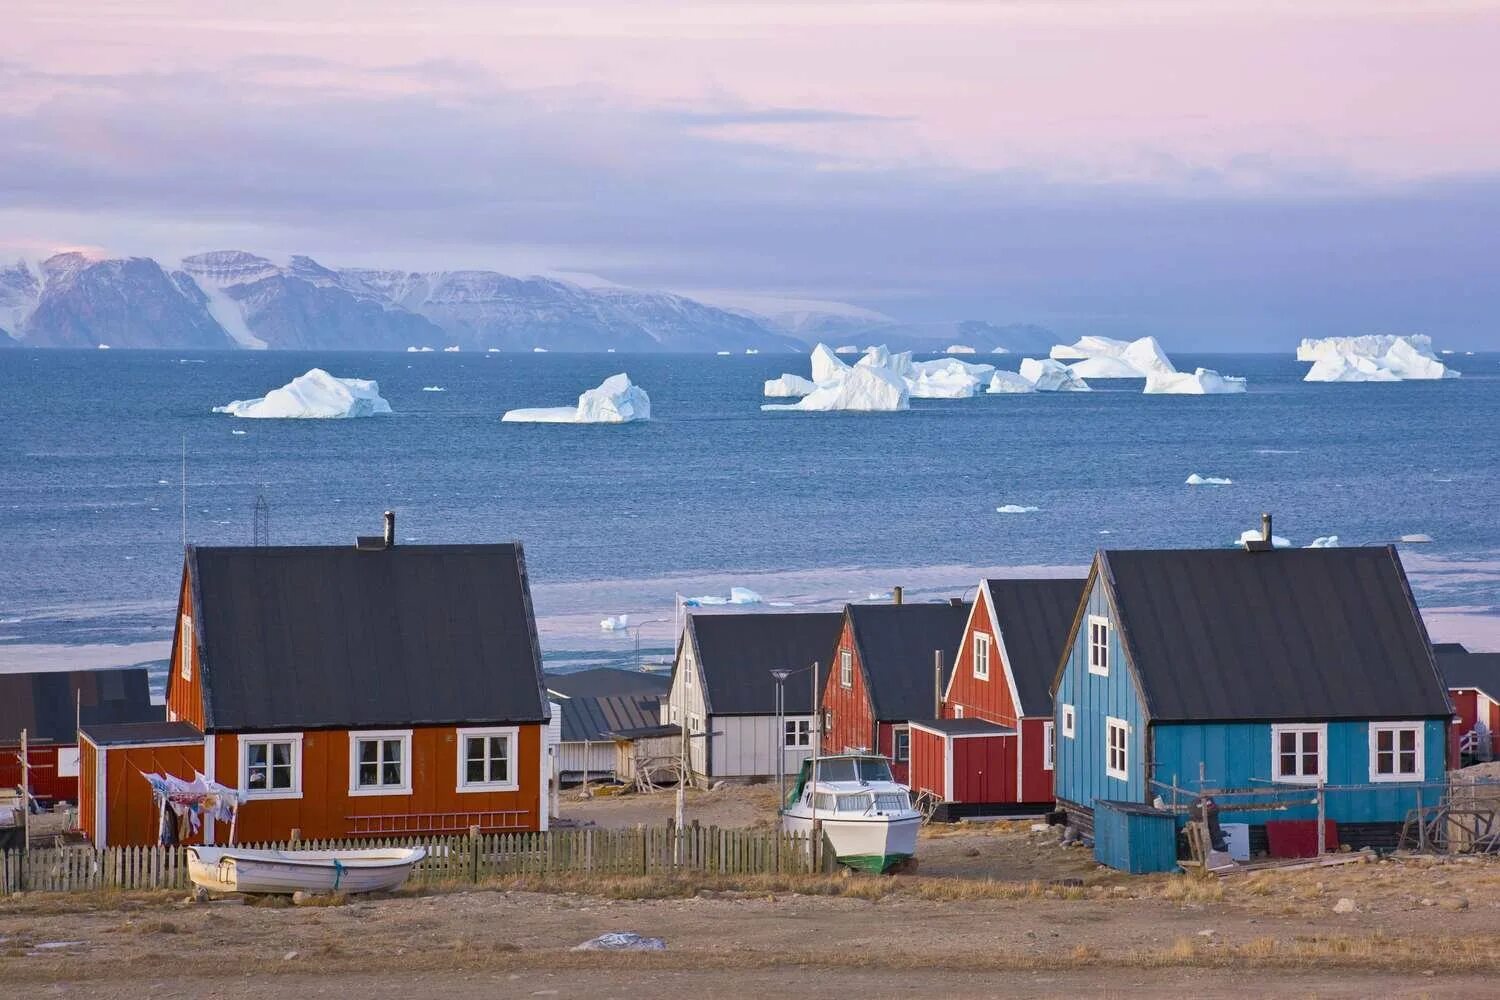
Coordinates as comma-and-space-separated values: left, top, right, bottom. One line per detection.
944, 344, 976, 354
764, 373, 817, 397
213, 368, 393, 419
97, 344, 111, 350
502, 373, 652, 424
905, 357, 995, 398
600, 614, 630, 631
1019, 357, 1091, 392
1399, 533, 1433, 543
1237, 529, 1291, 549
407, 346, 434, 352
996, 504, 1039, 514
1144, 368, 1248, 395
421, 386, 446, 392
990, 347, 1010, 354
532, 347, 549, 353
857, 345, 914, 377
762, 364, 909, 412
1185, 473, 1233, 486
834, 345, 860, 355
986, 370, 1037, 394
1299, 334, 1459, 381
716, 350, 732, 356
1053, 335, 1177, 378
684, 587, 764, 607
487, 348, 501, 353
443, 345, 460, 353
745, 348, 759, 355
1306, 536, 1339, 548
810, 343, 852, 384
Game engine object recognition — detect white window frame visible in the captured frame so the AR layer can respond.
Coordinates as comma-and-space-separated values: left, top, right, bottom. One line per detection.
839, 649, 853, 688
953, 705, 964, 719
892, 725, 911, 763
670, 705, 680, 724
238, 733, 304, 800
1087, 616, 1110, 676
1062, 704, 1076, 738
455, 726, 519, 793
1042, 720, 1055, 771
689, 714, 702, 733
348, 729, 413, 796
973, 633, 990, 681
179, 615, 193, 682
1368, 722, 1425, 783
1105, 716, 1129, 781
1270, 723, 1328, 785
784, 718, 811, 748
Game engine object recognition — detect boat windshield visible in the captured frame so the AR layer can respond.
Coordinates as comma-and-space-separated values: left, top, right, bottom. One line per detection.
836, 793, 873, 813
816, 757, 894, 783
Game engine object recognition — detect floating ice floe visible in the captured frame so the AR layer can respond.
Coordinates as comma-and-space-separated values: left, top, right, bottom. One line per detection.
1237, 529, 1291, 548
764, 373, 817, 398
1400, 533, 1434, 543
231, 429, 246, 435
600, 614, 630, 631
716, 350, 732, 356
867, 591, 893, 601
213, 368, 393, 419
1050, 336, 1177, 378
421, 386, 446, 392
996, 504, 1040, 514
487, 348, 501, 353
990, 346, 1011, 354
1145, 368, 1247, 395
1299, 334, 1460, 381
1306, 536, 1339, 548
683, 587, 763, 607
502, 373, 651, 423
762, 364, 909, 413
1185, 474, 1233, 486
97, 344, 111, 350
1019, 358, 1092, 392
407, 346, 434, 353
443, 346, 460, 353
745, 348, 759, 355
532, 347, 549, 353
834, 345, 860, 355
945, 344, 976, 354
986, 370, 1037, 394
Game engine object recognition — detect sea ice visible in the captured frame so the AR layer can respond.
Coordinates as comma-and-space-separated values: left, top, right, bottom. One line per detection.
1144, 368, 1248, 395
716, 350, 732, 356
996, 504, 1040, 514
600, 614, 630, 631
986, 370, 1037, 394
421, 386, 446, 392
407, 346, 434, 353
764, 374, 817, 397
1019, 358, 1091, 392
502, 373, 651, 424
1400, 533, 1434, 543
443, 346, 460, 352
761, 364, 909, 412
945, 344, 976, 354
1299, 334, 1459, 381
1237, 529, 1291, 548
683, 587, 763, 607
1185, 474, 1233, 485
213, 368, 393, 419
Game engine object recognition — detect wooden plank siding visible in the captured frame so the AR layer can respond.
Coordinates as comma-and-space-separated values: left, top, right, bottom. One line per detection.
907, 726, 948, 799
165, 570, 203, 729
821, 617, 881, 757
89, 739, 206, 847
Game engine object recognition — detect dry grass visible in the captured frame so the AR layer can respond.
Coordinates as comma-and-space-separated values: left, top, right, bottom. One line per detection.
477, 871, 1097, 903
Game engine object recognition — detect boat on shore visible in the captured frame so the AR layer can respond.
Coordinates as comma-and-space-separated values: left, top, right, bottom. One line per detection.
780, 754, 921, 873
186, 846, 426, 895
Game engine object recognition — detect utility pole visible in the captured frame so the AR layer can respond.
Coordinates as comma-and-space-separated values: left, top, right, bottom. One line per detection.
19, 728, 29, 858
771, 669, 791, 811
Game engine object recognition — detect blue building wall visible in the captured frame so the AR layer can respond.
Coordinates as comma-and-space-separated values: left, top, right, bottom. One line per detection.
1093, 800, 1179, 874
1152, 719, 1447, 826
1053, 574, 1147, 810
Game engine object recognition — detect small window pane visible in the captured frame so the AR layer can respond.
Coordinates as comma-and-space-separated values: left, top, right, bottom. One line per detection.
360, 741, 378, 765
1399, 730, 1416, 753
467, 758, 486, 783
359, 761, 378, 785
271, 743, 291, 767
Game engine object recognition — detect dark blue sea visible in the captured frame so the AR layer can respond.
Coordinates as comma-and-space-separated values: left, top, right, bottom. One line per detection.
3, 348, 1498, 686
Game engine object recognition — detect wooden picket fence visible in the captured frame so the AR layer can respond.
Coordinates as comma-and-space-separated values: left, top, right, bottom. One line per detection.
0, 825, 827, 894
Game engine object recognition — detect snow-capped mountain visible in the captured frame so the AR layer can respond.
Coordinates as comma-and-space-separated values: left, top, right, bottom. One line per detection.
6, 250, 804, 352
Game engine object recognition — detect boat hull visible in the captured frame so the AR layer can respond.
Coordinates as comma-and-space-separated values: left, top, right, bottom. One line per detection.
782, 813, 921, 874
187, 847, 426, 895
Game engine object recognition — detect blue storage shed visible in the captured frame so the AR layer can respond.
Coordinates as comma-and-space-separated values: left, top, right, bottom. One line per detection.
1093, 800, 1179, 873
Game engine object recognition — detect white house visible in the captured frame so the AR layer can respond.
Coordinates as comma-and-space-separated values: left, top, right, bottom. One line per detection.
545, 667, 669, 782
665, 611, 844, 781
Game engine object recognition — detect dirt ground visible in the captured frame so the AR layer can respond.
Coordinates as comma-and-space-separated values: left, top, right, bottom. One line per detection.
558, 782, 783, 830
4, 819, 1500, 998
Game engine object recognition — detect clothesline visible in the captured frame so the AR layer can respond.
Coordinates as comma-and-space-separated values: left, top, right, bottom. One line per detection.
138, 769, 245, 845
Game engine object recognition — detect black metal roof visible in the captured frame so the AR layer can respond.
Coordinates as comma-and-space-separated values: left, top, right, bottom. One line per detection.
0, 667, 156, 746
686, 611, 845, 716
546, 667, 670, 700
605, 723, 681, 740
847, 603, 972, 721
187, 542, 548, 732
557, 693, 663, 742
983, 578, 1087, 717
909, 717, 1013, 737
1092, 546, 1451, 723
81, 720, 202, 747
1438, 648, 1500, 698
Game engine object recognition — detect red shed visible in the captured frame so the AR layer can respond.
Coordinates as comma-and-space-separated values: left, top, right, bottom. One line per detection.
1435, 644, 1500, 764
820, 600, 969, 783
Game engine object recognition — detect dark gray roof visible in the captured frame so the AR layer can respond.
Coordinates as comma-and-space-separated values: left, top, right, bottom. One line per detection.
557, 693, 662, 742
546, 667, 670, 700
1094, 546, 1451, 723
1438, 649, 1500, 698
188, 543, 547, 731
687, 611, 845, 716
606, 723, 681, 740
910, 718, 1013, 737
984, 578, 1086, 717
0, 668, 156, 746
848, 603, 972, 721
82, 720, 201, 747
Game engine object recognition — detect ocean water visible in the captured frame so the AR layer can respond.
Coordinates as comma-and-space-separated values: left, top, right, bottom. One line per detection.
2, 349, 1498, 681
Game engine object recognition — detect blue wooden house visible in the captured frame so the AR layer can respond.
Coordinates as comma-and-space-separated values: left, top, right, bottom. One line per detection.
1051, 540, 1452, 850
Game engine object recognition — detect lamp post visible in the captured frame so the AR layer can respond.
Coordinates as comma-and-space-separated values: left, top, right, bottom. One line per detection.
770, 669, 791, 810
628, 618, 672, 671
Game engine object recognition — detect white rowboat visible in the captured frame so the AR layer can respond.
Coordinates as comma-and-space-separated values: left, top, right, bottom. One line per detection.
186, 846, 426, 895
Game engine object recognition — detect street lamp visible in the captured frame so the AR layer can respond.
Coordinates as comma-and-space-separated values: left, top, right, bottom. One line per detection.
770, 668, 792, 810
628, 618, 672, 671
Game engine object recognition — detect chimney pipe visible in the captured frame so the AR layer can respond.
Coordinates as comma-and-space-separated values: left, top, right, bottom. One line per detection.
1261, 512, 1272, 543
934, 651, 943, 718
383, 510, 396, 548
892, 586, 903, 606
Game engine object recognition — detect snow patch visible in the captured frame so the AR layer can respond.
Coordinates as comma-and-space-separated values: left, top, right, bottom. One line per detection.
834, 345, 860, 355
502, 373, 651, 424
213, 369, 393, 419
1400, 533, 1434, 543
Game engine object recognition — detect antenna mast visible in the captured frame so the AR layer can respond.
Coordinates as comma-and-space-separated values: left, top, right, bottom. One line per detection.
180, 434, 187, 550
253, 488, 269, 546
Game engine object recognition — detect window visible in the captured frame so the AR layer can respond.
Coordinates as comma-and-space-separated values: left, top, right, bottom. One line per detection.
179, 615, 193, 681
1271, 724, 1327, 784
784, 719, 811, 747
893, 726, 910, 763
1062, 704, 1075, 738
456, 727, 518, 792
670, 705, 680, 724
349, 730, 412, 795
973, 633, 990, 680
837, 793, 873, 813
1370, 723, 1424, 782
839, 649, 853, 688
1088, 616, 1110, 675
689, 714, 702, 733
1043, 721, 1055, 771
240, 734, 302, 799
1105, 716, 1129, 781
953, 705, 964, 719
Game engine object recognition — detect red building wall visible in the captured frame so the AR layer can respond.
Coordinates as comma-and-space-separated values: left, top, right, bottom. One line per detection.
944, 592, 1021, 727
0, 744, 73, 803
81, 738, 205, 847
908, 726, 947, 799
951, 735, 1016, 804
1450, 688, 1500, 763
166, 571, 204, 730
822, 618, 878, 757
1019, 718, 1055, 804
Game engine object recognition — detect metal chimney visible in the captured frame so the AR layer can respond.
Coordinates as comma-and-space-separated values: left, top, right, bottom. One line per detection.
892, 586, 903, 606
1261, 512, 1272, 543
384, 510, 396, 547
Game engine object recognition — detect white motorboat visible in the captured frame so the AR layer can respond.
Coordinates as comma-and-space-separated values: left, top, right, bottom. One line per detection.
781, 754, 922, 873
186, 846, 426, 895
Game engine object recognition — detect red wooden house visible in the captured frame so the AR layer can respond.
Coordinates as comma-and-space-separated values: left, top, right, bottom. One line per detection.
80, 517, 554, 846
820, 600, 970, 783
1436, 643, 1500, 764
907, 578, 1084, 819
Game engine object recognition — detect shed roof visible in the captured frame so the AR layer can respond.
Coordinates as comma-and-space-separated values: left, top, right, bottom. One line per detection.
983, 578, 1087, 717
557, 693, 662, 743
1438, 648, 1500, 699
187, 542, 548, 732
909, 718, 1013, 737
1094, 545, 1451, 723
0, 667, 155, 746
81, 721, 202, 747
847, 602, 971, 721
687, 611, 845, 716
546, 667, 670, 700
